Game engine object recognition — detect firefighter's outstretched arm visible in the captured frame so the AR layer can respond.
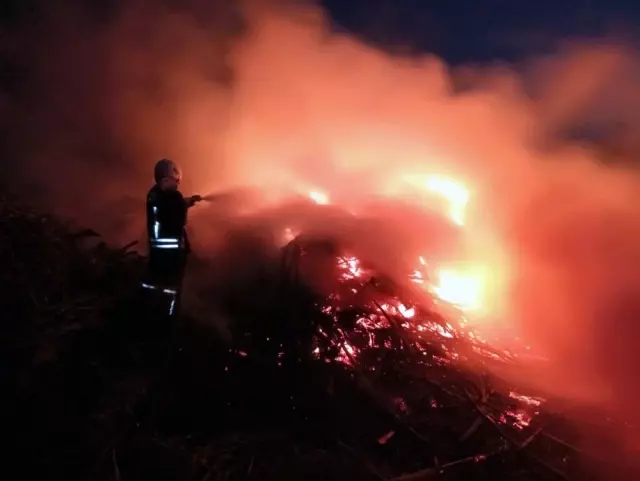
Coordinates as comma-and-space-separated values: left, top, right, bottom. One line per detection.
185, 195, 202, 208
185, 192, 224, 208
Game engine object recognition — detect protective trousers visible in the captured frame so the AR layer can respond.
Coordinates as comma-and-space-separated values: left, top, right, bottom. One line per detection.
140, 247, 187, 318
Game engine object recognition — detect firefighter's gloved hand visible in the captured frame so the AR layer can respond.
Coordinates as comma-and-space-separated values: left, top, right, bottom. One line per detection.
186, 195, 202, 207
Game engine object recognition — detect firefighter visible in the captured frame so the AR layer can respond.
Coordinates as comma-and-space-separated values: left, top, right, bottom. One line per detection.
140, 158, 202, 318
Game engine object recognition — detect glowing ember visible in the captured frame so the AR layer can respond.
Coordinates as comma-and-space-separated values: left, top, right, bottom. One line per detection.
398, 304, 415, 318
509, 391, 543, 407
336, 342, 357, 365
409, 269, 425, 284
284, 248, 546, 434
500, 409, 532, 430
338, 256, 364, 279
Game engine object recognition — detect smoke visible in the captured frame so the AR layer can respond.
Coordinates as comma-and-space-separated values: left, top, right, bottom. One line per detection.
1, 0, 243, 240
4, 0, 640, 434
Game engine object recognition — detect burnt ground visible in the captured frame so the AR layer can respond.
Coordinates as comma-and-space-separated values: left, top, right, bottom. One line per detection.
2, 194, 638, 481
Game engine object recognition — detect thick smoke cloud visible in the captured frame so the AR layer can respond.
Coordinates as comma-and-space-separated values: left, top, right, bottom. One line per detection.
4, 0, 640, 433
2, 0, 242, 239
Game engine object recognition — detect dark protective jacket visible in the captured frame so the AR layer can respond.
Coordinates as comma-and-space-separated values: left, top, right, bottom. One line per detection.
146, 185, 191, 253
142, 185, 194, 296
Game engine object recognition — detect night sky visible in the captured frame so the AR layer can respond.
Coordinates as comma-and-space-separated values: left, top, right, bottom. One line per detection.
320, 0, 638, 63
0, 0, 637, 64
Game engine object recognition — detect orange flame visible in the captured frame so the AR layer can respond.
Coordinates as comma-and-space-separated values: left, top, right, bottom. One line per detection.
433, 266, 485, 312
424, 175, 469, 226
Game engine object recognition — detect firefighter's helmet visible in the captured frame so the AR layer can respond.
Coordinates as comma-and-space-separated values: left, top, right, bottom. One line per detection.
154, 158, 182, 184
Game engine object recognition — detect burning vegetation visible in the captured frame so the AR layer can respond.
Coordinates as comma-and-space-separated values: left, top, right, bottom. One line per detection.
3, 188, 638, 481
217, 211, 638, 480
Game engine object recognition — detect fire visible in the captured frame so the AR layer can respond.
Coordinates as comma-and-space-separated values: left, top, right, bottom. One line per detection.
338, 256, 364, 279
398, 304, 416, 318
293, 176, 499, 317
400, 173, 470, 225
424, 175, 469, 226
267, 242, 543, 434
410, 255, 488, 313
416, 177, 500, 316
433, 267, 484, 312
308, 190, 329, 205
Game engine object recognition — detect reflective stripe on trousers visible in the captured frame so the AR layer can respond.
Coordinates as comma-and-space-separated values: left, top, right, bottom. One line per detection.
141, 282, 179, 315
